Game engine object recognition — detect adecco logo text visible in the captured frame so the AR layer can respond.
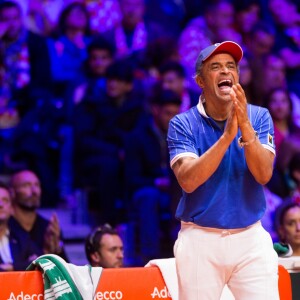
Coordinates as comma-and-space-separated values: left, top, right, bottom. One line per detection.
151, 286, 171, 298
7, 292, 43, 300
94, 290, 123, 300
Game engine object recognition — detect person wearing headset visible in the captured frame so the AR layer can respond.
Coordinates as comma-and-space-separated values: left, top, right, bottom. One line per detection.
85, 223, 124, 268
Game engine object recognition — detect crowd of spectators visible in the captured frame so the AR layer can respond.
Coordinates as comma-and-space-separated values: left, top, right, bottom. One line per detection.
0, 0, 299, 264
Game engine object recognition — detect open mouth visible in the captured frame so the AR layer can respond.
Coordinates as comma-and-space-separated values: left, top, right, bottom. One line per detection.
218, 79, 233, 92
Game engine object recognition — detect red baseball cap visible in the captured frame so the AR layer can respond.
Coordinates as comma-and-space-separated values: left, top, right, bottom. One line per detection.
195, 41, 243, 73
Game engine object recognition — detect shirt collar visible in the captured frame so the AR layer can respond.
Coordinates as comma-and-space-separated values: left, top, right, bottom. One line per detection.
196, 95, 209, 118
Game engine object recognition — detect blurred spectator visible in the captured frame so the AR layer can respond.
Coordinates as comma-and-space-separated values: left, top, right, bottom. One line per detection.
0, 181, 39, 271
124, 88, 181, 264
85, 223, 124, 268
245, 21, 275, 59
244, 22, 276, 105
251, 52, 285, 106
257, 52, 300, 126
233, 0, 261, 45
265, 88, 296, 151
47, 2, 92, 99
100, 0, 169, 66
70, 36, 116, 107
8, 169, 69, 260
265, 87, 300, 197
269, 0, 300, 98
73, 59, 146, 225
159, 61, 199, 112
0, 0, 52, 116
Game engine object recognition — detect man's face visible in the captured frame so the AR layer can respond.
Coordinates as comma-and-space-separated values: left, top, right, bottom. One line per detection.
268, 89, 291, 122
88, 49, 113, 77
279, 206, 300, 249
11, 171, 41, 210
97, 234, 124, 268
198, 53, 239, 103
251, 30, 274, 57
0, 187, 12, 223
264, 56, 286, 91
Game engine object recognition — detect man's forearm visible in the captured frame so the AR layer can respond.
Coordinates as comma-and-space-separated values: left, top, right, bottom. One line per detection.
174, 135, 232, 193
244, 141, 275, 185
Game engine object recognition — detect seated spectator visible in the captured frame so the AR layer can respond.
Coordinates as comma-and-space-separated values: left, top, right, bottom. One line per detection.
275, 200, 300, 256
265, 88, 298, 156
0, 181, 39, 271
71, 36, 116, 106
0, 0, 52, 116
85, 223, 124, 268
124, 88, 181, 265
8, 169, 68, 260
252, 53, 287, 106
47, 2, 92, 99
233, 0, 261, 45
73, 59, 146, 225
244, 22, 276, 106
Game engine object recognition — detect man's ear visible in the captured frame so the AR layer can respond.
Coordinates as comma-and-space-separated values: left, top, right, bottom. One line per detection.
90, 251, 101, 265
195, 75, 204, 88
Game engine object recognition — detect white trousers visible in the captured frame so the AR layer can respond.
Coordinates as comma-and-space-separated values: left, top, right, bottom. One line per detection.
174, 221, 279, 300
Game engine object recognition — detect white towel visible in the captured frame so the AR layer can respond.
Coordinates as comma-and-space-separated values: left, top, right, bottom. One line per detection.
145, 258, 178, 300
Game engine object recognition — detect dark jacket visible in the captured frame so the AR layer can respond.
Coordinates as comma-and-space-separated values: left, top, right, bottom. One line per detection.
8, 215, 69, 262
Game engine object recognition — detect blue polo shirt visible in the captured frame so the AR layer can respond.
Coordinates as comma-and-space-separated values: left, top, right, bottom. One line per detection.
167, 100, 276, 229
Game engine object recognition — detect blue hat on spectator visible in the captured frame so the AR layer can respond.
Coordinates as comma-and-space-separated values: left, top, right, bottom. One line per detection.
195, 41, 243, 73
